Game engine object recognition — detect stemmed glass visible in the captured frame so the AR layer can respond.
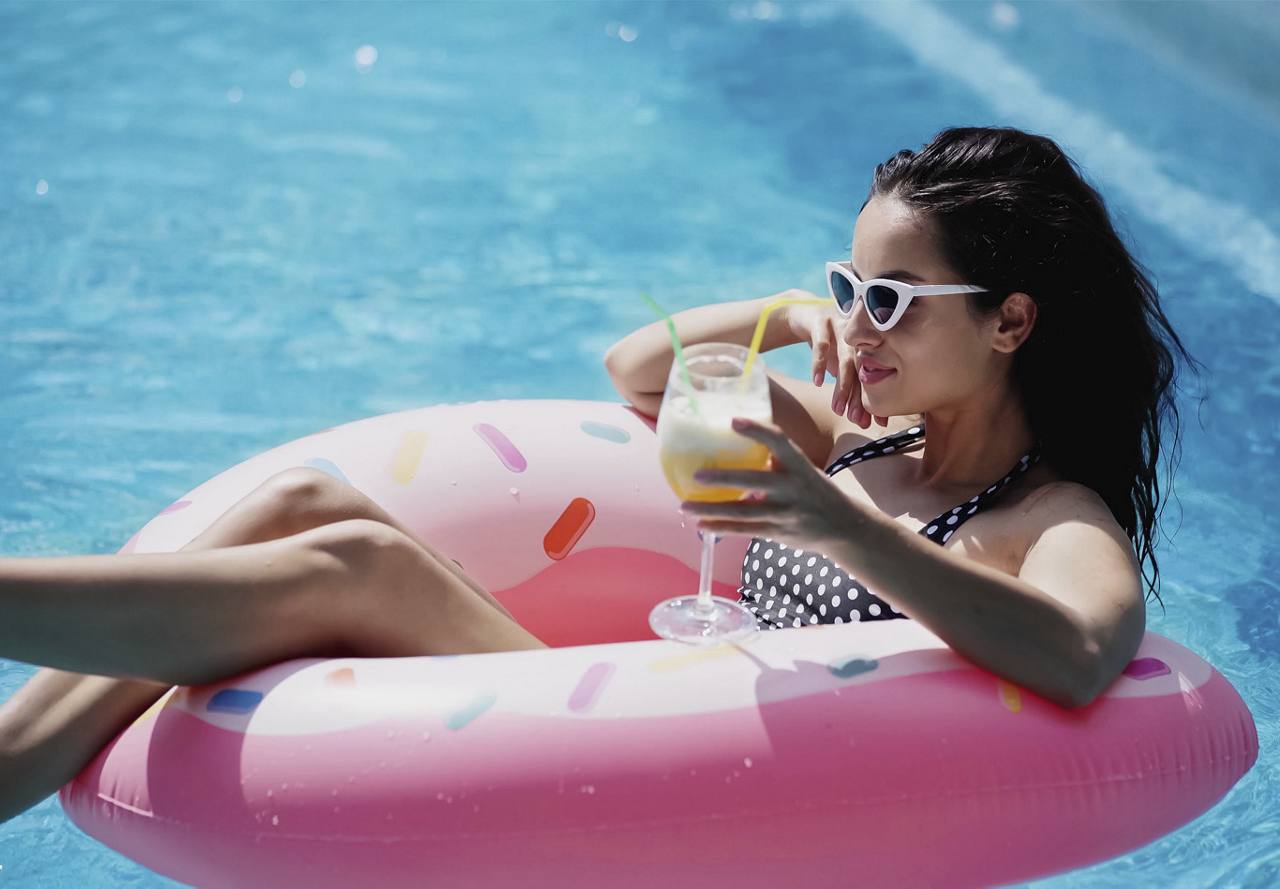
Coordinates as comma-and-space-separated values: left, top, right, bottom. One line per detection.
648, 342, 772, 645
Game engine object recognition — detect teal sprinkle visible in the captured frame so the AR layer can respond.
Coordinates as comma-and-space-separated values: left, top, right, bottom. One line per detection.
445, 690, 498, 730
828, 657, 879, 679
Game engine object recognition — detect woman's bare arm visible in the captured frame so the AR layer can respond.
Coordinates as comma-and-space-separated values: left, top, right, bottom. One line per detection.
603, 291, 855, 466
827, 482, 1145, 708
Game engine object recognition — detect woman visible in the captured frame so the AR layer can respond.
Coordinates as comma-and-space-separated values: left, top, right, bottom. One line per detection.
0, 126, 1194, 823
610, 124, 1194, 712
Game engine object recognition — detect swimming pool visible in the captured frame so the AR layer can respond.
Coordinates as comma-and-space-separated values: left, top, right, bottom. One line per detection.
1, 1, 1275, 885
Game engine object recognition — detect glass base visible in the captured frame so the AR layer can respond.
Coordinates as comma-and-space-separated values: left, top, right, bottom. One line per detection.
648, 595, 759, 646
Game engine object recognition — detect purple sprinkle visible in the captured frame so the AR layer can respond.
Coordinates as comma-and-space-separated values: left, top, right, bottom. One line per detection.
473, 423, 527, 473
568, 662, 616, 713
1123, 657, 1171, 680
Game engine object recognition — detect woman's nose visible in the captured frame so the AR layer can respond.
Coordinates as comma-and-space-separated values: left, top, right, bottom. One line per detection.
841, 300, 882, 349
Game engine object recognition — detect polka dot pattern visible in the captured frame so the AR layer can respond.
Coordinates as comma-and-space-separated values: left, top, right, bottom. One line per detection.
739, 426, 1040, 631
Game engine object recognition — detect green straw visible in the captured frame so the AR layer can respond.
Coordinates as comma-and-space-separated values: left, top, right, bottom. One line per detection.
640, 293, 701, 417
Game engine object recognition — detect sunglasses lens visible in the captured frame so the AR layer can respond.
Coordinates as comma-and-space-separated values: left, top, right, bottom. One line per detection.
830, 271, 857, 313
865, 285, 901, 326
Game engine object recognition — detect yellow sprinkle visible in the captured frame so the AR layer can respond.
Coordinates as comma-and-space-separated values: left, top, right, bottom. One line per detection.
132, 687, 178, 727
390, 430, 428, 485
998, 680, 1022, 713
649, 644, 742, 673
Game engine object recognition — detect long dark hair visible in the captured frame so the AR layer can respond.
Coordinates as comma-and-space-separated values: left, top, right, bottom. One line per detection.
869, 126, 1199, 605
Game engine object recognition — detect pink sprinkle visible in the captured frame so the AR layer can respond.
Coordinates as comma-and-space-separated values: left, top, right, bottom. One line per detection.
118, 532, 141, 554
159, 499, 192, 515
473, 423, 527, 473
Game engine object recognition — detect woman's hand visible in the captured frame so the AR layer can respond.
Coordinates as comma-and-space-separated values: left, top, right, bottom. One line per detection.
682, 417, 877, 551
786, 299, 886, 429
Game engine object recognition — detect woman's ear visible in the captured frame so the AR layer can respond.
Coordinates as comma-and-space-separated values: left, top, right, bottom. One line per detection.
991, 292, 1037, 353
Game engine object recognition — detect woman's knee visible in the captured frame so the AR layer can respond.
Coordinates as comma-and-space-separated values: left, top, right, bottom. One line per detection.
257, 467, 355, 531
302, 519, 426, 589
297, 520, 442, 654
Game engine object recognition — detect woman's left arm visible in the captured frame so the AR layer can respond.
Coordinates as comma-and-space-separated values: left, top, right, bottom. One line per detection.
686, 420, 1146, 710
824, 489, 1146, 709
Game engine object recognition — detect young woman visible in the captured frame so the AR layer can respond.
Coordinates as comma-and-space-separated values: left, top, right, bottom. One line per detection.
0, 126, 1194, 824
605, 126, 1193, 709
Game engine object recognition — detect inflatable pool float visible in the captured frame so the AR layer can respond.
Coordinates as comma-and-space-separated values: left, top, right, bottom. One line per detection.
60, 400, 1258, 888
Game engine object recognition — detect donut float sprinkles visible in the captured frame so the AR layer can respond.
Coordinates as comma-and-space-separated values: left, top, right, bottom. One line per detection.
61, 400, 1257, 888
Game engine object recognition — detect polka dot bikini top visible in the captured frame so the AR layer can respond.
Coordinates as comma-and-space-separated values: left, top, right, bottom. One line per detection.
738, 424, 1040, 631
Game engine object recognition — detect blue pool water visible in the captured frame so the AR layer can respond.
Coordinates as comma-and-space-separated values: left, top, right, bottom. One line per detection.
1, 1, 1277, 885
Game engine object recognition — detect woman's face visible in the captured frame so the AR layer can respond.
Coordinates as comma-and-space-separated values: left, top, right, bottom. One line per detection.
842, 195, 1009, 419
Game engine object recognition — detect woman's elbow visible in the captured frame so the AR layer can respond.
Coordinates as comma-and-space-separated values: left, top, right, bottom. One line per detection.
603, 345, 661, 416
1054, 640, 1122, 709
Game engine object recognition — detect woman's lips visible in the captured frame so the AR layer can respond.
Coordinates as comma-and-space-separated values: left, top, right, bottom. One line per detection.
858, 366, 896, 385
858, 357, 896, 385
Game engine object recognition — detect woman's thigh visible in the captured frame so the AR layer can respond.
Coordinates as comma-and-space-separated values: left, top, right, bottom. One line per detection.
191, 467, 518, 622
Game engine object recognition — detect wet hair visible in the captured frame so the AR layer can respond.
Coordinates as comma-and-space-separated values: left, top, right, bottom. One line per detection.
868, 126, 1199, 605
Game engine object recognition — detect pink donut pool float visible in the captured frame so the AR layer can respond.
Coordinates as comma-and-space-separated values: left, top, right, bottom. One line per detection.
61, 400, 1258, 888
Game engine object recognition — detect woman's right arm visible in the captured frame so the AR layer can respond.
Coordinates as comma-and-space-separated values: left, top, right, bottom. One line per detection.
603, 290, 868, 467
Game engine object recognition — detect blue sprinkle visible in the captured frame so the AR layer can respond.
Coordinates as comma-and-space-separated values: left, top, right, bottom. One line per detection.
580, 421, 631, 444
207, 689, 264, 714
303, 458, 350, 484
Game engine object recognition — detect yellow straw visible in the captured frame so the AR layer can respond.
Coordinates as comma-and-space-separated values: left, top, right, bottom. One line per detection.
740, 297, 831, 385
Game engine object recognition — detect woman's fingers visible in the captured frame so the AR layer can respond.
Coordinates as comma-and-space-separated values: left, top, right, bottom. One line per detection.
810, 320, 831, 386
729, 418, 812, 475
824, 319, 841, 379
681, 498, 789, 519
691, 520, 777, 537
693, 468, 781, 491
843, 372, 869, 428
832, 349, 858, 416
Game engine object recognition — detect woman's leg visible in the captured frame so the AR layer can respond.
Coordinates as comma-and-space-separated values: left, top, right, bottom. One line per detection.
0, 469, 543, 822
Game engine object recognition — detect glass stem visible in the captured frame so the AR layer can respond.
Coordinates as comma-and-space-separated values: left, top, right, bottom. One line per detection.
695, 532, 718, 615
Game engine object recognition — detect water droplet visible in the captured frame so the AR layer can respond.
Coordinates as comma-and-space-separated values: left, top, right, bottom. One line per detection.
421, 731, 432, 742
289, 69, 306, 88
355, 44, 379, 70
35, 179, 49, 196
509, 487, 520, 499
226, 86, 243, 104
271, 815, 280, 827
743, 757, 753, 768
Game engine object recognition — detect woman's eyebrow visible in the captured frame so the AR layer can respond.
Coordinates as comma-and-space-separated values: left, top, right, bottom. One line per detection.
851, 265, 925, 283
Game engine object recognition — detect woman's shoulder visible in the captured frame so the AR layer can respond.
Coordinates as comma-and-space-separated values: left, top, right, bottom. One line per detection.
1002, 473, 1132, 555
